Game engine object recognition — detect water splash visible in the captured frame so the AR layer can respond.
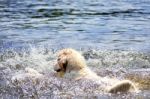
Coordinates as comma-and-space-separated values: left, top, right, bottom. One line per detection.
0, 47, 150, 98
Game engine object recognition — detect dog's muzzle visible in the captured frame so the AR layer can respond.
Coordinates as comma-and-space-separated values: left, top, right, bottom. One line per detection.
54, 60, 68, 72
54, 64, 62, 72
55, 69, 61, 72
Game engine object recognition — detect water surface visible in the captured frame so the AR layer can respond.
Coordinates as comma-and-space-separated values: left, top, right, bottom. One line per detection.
0, 0, 150, 99
0, 0, 150, 51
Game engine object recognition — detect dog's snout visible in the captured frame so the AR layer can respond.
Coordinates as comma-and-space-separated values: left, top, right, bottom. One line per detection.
55, 69, 61, 72
54, 64, 61, 72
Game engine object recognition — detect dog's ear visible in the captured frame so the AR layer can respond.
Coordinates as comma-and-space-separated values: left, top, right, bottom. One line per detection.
62, 60, 68, 72
58, 56, 68, 72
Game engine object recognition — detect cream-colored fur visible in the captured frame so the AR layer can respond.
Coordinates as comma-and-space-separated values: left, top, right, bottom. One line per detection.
54, 48, 138, 93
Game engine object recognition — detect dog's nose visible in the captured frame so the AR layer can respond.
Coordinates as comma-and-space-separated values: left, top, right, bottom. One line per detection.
55, 69, 61, 72
54, 64, 61, 72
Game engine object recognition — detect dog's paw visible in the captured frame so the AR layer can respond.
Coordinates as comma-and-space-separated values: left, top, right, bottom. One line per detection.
107, 80, 138, 93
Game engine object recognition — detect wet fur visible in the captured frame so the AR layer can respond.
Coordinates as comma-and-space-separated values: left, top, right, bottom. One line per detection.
54, 48, 137, 93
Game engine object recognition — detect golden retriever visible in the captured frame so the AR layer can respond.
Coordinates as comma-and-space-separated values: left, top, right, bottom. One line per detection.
54, 48, 138, 93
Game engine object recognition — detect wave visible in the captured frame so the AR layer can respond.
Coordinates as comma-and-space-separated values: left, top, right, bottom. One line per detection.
0, 46, 150, 98
0, 46, 150, 70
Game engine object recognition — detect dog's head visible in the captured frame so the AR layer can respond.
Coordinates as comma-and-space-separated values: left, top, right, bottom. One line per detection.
54, 48, 86, 77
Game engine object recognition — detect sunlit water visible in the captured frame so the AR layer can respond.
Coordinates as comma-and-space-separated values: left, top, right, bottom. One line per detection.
0, 0, 150, 98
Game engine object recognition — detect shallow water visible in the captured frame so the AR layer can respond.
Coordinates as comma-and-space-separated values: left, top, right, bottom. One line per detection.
0, 0, 150, 98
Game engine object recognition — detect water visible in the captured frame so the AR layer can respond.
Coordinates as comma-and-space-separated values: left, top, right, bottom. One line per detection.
0, 0, 150, 98
0, 48, 150, 98
0, 0, 150, 50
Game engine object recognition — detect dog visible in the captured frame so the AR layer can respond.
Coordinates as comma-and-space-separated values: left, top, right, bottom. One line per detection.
54, 48, 138, 93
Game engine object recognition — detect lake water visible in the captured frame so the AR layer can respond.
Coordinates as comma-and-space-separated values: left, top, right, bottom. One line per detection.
0, 0, 150, 98
0, 0, 150, 51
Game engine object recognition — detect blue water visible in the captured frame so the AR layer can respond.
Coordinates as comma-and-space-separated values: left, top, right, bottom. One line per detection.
0, 1, 150, 98
0, 0, 150, 51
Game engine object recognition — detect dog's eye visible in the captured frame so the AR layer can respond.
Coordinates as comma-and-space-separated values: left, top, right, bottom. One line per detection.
57, 58, 61, 61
